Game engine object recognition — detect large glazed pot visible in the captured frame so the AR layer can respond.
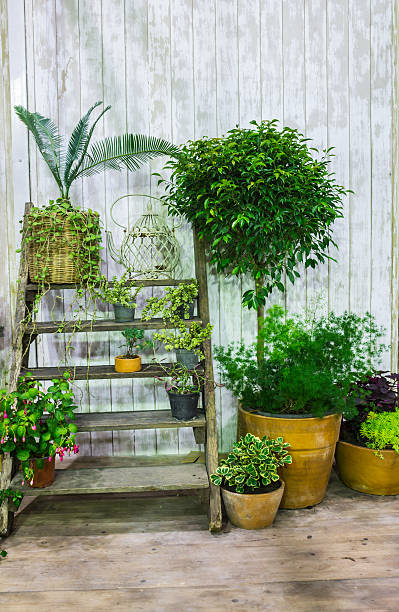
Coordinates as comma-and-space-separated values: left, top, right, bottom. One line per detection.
336, 440, 399, 496
221, 480, 285, 529
237, 405, 341, 509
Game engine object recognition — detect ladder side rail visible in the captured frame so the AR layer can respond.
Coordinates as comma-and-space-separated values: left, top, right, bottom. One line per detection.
0, 202, 32, 536
193, 228, 222, 531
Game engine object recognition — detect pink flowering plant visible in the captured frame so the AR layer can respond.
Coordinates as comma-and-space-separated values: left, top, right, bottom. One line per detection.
0, 372, 79, 484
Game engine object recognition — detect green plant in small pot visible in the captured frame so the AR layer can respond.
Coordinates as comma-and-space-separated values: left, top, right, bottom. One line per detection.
215, 306, 386, 509
96, 272, 142, 322
154, 321, 213, 370
336, 373, 399, 495
15, 101, 178, 286
115, 328, 153, 373
163, 364, 201, 421
141, 280, 198, 323
211, 432, 292, 529
0, 373, 79, 488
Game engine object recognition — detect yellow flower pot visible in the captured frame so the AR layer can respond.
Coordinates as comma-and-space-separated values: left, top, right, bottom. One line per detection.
336, 440, 399, 495
237, 405, 341, 509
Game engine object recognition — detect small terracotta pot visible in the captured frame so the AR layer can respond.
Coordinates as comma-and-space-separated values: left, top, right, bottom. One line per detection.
221, 481, 285, 529
336, 440, 399, 495
29, 457, 55, 488
237, 405, 341, 508
115, 354, 142, 373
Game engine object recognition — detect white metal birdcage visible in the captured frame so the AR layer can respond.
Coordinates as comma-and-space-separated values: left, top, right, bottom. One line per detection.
106, 194, 181, 279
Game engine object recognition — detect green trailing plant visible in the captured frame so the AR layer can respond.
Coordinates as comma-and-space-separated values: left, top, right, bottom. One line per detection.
0, 372, 79, 484
141, 280, 198, 323
15, 101, 179, 200
154, 321, 213, 360
22, 198, 102, 289
359, 411, 399, 457
95, 272, 142, 307
214, 306, 386, 417
210, 432, 292, 494
0, 490, 23, 559
160, 120, 349, 360
119, 328, 153, 358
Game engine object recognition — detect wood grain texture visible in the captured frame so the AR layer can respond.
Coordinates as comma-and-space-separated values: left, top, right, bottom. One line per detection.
74, 409, 206, 432
1, 473, 399, 610
20, 363, 205, 380
10, 463, 209, 495
25, 317, 202, 335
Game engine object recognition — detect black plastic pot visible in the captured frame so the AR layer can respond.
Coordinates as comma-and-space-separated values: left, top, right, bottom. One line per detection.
176, 300, 195, 320
167, 390, 200, 421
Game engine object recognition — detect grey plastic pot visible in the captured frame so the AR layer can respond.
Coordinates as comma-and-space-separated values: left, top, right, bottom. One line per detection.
175, 349, 198, 370
113, 303, 136, 322
167, 390, 200, 420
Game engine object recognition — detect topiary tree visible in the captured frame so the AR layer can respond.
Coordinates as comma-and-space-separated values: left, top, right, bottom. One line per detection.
160, 120, 349, 361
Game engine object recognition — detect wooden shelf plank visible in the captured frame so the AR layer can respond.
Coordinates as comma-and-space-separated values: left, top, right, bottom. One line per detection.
74, 410, 206, 431
26, 279, 194, 292
10, 463, 209, 496
24, 317, 201, 334
20, 363, 205, 381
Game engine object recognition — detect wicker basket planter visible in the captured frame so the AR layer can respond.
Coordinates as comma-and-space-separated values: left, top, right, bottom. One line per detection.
27, 211, 99, 285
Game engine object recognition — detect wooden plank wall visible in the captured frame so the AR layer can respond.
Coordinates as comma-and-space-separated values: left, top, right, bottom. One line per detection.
1, 0, 397, 454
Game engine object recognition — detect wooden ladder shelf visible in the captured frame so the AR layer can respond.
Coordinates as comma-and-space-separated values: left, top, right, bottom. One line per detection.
0, 203, 222, 535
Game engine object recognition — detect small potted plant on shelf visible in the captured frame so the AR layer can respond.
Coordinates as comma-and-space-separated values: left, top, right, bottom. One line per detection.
96, 272, 142, 322
141, 280, 198, 323
336, 372, 399, 495
154, 321, 213, 370
215, 306, 386, 509
15, 101, 177, 286
162, 364, 201, 421
115, 327, 153, 373
0, 372, 79, 488
211, 432, 292, 529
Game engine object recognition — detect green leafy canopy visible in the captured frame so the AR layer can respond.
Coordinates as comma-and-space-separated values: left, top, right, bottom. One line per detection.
15, 102, 179, 200
161, 119, 349, 310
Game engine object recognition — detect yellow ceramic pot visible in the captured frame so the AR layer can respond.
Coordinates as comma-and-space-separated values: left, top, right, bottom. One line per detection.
336, 440, 399, 495
237, 405, 341, 509
221, 480, 285, 529
114, 355, 142, 373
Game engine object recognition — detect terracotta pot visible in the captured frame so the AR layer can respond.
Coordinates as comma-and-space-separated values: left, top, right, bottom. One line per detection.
114, 354, 142, 373
237, 405, 341, 509
336, 440, 399, 495
221, 480, 285, 529
29, 457, 55, 489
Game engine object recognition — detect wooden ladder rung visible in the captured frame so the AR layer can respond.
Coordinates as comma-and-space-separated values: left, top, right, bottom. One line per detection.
72, 409, 206, 432
24, 317, 202, 334
20, 363, 205, 381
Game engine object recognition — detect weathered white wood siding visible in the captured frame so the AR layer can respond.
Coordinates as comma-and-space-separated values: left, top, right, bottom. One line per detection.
1, 0, 397, 453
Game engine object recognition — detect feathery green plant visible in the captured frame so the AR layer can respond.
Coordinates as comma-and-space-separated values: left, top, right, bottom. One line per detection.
15, 101, 179, 200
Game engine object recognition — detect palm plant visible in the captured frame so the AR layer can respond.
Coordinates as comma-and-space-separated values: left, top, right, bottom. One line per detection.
15, 101, 179, 201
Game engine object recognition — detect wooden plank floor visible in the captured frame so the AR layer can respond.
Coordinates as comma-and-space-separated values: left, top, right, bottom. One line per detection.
1, 467, 399, 611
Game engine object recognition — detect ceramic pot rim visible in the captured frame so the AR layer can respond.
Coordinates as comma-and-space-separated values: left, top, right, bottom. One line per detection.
221, 480, 284, 499
115, 354, 140, 360
239, 404, 341, 421
338, 439, 399, 456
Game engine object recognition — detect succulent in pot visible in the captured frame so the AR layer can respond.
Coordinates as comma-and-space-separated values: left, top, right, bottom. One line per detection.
0, 372, 79, 488
115, 327, 153, 373
96, 272, 142, 322
215, 305, 386, 509
211, 432, 292, 529
163, 364, 201, 421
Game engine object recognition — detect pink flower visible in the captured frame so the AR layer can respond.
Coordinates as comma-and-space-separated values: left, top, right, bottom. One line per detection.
30, 480, 33, 486
1, 439, 4, 444
32, 424, 36, 431
48, 456, 52, 462
4, 412, 7, 419
13, 437, 16, 443
22, 436, 25, 442
21, 480, 24, 486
